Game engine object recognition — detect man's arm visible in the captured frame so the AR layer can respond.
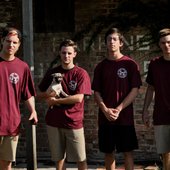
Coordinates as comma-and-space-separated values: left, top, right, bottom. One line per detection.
25, 96, 38, 124
116, 87, 139, 111
46, 94, 84, 106
36, 91, 55, 100
94, 91, 119, 121
142, 84, 155, 127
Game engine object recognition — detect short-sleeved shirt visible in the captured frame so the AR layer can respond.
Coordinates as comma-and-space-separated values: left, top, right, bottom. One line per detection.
38, 65, 91, 129
146, 56, 170, 125
92, 56, 142, 126
0, 57, 36, 136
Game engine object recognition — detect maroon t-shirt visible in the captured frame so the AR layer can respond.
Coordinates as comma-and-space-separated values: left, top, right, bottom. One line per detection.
146, 56, 170, 125
38, 65, 91, 129
92, 56, 142, 125
0, 57, 36, 136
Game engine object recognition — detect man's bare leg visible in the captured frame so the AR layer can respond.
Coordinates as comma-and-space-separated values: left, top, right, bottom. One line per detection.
0, 160, 12, 170
105, 153, 115, 170
162, 152, 170, 170
56, 159, 66, 170
77, 160, 88, 170
124, 151, 134, 170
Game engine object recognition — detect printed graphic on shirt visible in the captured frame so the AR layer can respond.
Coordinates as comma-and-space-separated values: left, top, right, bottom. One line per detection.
9, 72, 19, 84
117, 68, 127, 78
69, 80, 77, 91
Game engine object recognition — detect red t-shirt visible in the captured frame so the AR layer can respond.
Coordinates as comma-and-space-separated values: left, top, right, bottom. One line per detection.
0, 57, 36, 136
38, 65, 91, 129
146, 56, 170, 125
92, 56, 142, 125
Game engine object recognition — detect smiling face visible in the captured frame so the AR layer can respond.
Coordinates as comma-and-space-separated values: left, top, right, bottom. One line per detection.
1, 30, 20, 59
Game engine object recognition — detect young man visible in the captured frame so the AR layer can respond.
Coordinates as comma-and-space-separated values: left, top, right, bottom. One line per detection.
38, 39, 91, 170
0, 27, 38, 170
92, 27, 142, 170
142, 28, 170, 170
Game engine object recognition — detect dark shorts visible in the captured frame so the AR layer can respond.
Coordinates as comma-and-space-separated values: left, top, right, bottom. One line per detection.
98, 124, 138, 153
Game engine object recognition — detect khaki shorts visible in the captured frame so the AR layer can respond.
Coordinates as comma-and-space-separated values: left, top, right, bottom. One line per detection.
0, 136, 19, 162
47, 125, 86, 162
154, 125, 170, 154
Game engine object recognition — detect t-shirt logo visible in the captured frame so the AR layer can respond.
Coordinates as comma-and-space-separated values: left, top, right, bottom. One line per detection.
9, 72, 19, 84
69, 80, 77, 91
117, 68, 127, 78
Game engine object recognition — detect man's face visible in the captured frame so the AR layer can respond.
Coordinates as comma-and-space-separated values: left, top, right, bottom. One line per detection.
1, 31, 20, 56
159, 35, 170, 55
59, 46, 77, 66
106, 33, 123, 52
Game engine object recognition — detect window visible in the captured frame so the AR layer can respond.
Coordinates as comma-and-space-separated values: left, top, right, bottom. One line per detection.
33, 0, 74, 33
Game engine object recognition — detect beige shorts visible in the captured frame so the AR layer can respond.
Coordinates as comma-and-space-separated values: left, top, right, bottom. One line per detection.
154, 125, 170, 154
47, 125, 86, 162
0, 136, 19, 162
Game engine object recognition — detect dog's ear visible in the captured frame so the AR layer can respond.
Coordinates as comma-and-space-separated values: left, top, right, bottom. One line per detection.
51, 73, 55, 77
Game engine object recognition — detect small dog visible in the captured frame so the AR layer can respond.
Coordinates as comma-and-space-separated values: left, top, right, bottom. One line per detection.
47, 73, 69, 109
47, 73, 69, 98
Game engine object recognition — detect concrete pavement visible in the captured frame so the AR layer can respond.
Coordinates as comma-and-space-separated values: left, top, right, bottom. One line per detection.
12, 162, 160, 170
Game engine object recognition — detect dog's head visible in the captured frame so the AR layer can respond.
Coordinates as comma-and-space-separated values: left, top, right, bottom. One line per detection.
51, 73, 64, 83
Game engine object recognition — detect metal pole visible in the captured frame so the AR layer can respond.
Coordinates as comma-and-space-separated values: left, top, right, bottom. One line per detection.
22, 0, 37, 169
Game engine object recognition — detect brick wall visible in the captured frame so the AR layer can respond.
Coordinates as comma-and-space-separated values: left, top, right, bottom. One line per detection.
0, 0, 160, 163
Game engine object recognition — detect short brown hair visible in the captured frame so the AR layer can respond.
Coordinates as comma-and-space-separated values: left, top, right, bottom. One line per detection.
59, 39, 78, 52
1, 27, 22, 41
104, 27, 124, 44
158, 28, 170, 40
